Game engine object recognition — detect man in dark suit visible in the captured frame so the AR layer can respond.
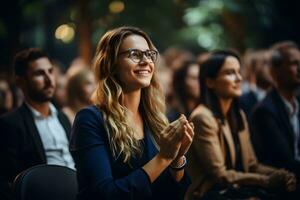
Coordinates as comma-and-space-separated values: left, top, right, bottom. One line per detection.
0, 48, 73, 199
251, 41, 300, 180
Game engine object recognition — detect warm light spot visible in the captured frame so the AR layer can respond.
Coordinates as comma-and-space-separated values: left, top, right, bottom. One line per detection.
109, 1, 125, 14
55, 24, 75, 43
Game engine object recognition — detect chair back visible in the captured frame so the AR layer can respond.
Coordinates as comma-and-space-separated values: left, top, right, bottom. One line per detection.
13, 164, 77, 200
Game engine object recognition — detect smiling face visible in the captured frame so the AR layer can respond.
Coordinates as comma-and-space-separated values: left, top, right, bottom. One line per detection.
116, 34, 155, 92
208, 56, 242, 99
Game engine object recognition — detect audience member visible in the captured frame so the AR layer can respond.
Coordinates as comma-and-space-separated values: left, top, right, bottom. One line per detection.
186, 50, 296, 200
70, 26, 194, 200
251, 41, 300, 181
0, 48, 74, 200
240, 49, 273, 119
63, 68, 95, 123
168, 60, 200, 122
0, 78, 13, 116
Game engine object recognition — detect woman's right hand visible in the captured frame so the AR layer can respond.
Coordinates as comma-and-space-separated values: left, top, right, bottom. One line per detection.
266, 169, 296, 192
158, 115, 187, 160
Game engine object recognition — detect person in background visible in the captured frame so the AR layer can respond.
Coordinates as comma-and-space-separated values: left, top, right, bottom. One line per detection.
0, 77, 13, 116
251, 41, 300, 198
70, 26, 194, 200
168, 60, 200, 122
63, 68, 95, 123
186, 50, 296, 200
239, 49, 273, 119
0, 48, 74, 200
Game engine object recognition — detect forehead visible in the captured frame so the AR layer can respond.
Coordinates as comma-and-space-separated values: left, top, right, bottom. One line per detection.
187, 64, 199, 75
220, 56, 240, 71
28, 57, 52, 72
285, 48, 300, 60
119, 34, 150, 51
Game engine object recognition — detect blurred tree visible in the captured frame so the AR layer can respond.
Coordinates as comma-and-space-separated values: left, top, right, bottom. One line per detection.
0, 0, 299, 74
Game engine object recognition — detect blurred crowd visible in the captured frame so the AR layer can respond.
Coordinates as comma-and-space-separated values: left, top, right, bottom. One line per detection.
1, 38, 300, 199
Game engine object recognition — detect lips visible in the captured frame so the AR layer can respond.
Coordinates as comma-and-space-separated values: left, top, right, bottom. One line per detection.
134, 69, 151, 75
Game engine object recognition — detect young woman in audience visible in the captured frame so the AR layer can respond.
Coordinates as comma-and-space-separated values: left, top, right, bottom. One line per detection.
186, 50, 296, 200
70, 26, 194, 200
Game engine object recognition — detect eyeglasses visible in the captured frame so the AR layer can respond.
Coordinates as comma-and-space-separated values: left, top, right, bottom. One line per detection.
118, 49, 158, 63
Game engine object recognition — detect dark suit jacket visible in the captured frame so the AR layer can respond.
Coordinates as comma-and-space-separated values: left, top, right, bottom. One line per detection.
70, 105, 191, 200
251, 89, 300, 178
239, 90, 258, 120
0, 103, 71, 199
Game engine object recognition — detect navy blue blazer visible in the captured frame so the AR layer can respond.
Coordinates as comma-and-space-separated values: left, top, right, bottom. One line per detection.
251, 89, 300, 178
70, 105, 190, 200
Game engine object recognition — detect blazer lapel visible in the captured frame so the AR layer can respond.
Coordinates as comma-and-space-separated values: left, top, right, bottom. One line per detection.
238, 128, 249, 172
57, 111, 71, 140
220, 120, 236, 168
19, 103, 46, 162
271, 90, 295, 147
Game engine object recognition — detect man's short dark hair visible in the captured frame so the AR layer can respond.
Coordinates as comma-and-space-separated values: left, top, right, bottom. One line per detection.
270, 41, 299, 69
13, 48, 49, 77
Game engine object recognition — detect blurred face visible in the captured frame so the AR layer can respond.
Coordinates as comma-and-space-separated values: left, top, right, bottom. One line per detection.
0, 80, 13, 110
54, 74, 67, 107
185, 64, 200, 99
116, 34, 155, 92
276, 48, 300, 89
80, 72, 95, 104
255, 56, 273, 89
22, 57, 55, 103
208, 56, 242, 99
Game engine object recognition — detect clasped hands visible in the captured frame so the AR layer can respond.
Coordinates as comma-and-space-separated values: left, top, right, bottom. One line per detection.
266, 169, 297, 192
158, 114, 194, 167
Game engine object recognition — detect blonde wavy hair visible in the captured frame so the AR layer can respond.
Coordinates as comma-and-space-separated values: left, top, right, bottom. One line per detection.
91, 26, 169, 163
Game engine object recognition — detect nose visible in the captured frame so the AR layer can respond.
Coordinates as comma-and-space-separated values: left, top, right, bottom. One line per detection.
236, 72, 243, 82
44, 71, 54, 85
139, 53, 152, 64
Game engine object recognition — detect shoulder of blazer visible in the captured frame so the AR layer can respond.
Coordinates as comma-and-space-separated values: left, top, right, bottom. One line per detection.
189, 104, 220, 128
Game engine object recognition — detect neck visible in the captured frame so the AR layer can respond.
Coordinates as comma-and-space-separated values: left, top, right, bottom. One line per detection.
26, 98, 50, 117
123, 89, 141, 115
186, 98, 198, 114
219, 98, 233, 117
277, 86, 296, 104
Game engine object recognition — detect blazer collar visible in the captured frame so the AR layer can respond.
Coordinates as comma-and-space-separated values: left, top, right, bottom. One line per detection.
270, 89, 296, 144
219, 120, 236, 168
19, 103, 47, 162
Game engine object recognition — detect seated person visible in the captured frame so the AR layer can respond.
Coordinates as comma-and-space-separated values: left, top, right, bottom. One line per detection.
70, 26, 194, 200
186, 50, 296, 200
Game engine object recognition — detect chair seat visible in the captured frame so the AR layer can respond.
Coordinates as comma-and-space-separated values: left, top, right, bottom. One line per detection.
13, 164, 77, 200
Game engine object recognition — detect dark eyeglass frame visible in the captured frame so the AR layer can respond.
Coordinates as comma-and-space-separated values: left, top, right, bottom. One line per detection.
118, 49, 158, 63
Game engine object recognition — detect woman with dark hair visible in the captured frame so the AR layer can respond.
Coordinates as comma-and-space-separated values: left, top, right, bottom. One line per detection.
170, 60, 200, 120
186, 50, 296, 200
70, 26, 194, 200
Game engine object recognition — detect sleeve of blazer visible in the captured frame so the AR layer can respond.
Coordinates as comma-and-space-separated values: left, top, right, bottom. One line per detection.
0, 115, 19, 200
70, 107, 152, 200
252, 107, 300, 177
190, 110, 268, 187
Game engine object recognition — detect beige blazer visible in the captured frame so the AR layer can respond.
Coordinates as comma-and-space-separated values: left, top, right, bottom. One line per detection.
185, 105, 276, 200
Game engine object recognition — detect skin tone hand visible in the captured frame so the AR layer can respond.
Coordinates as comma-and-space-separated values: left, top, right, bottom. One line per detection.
279, 169, 297, 192
267, 169, 296, 192
171, 114, 194, 166
142, 115, 190, 183
158, 116, 186, 160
